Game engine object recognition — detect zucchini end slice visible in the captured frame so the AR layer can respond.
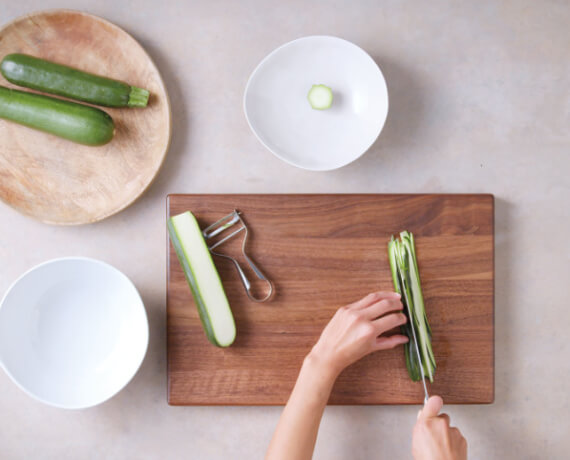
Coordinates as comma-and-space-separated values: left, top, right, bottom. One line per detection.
307, 84, 333, 110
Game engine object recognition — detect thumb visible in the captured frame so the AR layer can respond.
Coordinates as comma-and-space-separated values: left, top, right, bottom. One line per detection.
418, 395, 443, 420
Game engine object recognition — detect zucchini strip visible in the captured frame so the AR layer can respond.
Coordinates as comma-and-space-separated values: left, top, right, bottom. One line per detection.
388, 231, 436, 382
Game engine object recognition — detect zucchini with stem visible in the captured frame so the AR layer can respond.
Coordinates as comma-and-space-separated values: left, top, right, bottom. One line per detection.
1, 54, 149, 108
388, 231, 436, 382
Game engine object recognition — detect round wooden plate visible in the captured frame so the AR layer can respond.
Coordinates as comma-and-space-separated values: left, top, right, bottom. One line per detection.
0, 10, 171, 224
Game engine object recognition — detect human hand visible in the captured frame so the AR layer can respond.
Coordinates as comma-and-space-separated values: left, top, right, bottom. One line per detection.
412, 396, 468, 460
307, 291, 408, 380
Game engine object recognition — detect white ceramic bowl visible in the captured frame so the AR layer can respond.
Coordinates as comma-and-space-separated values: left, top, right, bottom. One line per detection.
0, 257, 148, 409
244, 35, 389, 171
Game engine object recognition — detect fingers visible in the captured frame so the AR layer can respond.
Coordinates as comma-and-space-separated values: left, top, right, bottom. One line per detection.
374, 334, 409, 350
451, 427, 468, 451
372, 311, 407, 333
450, 427, 462, 437
419, 395, 444, 419
362, 298, 404, 320
349, 291, 401, 310
438, 413, 450, 425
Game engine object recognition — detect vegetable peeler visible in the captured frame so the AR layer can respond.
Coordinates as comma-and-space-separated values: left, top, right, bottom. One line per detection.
202, 210, 273, 303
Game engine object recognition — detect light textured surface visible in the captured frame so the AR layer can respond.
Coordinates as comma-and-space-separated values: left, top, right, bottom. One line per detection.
0, 1, 568, 459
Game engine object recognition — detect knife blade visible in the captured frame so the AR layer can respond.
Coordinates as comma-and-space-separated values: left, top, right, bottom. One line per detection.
398, 269, 429, 405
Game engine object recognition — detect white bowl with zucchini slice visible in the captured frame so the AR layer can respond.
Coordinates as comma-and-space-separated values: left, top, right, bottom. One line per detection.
244, 35, 389, 171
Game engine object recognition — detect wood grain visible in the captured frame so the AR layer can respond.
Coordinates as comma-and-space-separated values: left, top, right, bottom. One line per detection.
0, 10, 171, 224
167, 194, 494, 405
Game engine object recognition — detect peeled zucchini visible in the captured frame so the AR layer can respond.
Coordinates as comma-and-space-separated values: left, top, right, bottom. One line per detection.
168, 211, 236, 347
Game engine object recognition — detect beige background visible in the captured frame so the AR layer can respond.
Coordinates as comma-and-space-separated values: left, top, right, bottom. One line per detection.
0, 1, 568, 459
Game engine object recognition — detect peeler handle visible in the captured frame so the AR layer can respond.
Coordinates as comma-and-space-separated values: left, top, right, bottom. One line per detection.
212, 252, 273, 303
233, 259, 251, 290
243, 254, 269, 281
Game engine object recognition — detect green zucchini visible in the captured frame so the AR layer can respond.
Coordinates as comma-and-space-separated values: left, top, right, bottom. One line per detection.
388, 231, 436, 382
0, 85, 114, 146
168, 211, 236, 347
1, 54, 149, 108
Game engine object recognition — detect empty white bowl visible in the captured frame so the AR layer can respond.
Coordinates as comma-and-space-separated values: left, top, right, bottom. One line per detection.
0, 257, 148, 409
244, 35, 389, 171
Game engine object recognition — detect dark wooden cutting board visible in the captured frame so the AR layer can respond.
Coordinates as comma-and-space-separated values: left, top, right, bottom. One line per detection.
167, 194, 494, 405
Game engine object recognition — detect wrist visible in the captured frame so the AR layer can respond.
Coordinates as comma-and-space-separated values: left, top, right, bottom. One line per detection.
291, 351, 337, 408
304, 347, 341, 384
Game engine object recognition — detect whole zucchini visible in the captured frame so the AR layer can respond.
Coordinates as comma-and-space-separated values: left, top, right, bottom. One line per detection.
0, 85, 115, 146
1, 53, 149, 108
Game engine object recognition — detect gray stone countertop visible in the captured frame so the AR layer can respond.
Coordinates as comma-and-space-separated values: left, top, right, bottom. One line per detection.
0, 1, 568, 458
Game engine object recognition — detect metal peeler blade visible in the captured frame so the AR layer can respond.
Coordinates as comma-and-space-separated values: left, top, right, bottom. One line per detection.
202, 210, 273, 303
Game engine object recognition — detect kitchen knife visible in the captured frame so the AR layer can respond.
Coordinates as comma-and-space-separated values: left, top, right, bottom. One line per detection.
398, 269, 429, 405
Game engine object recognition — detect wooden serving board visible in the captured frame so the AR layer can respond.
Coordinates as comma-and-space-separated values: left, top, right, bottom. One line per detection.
0, 10, 171, 224
167, 194, 494, 405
